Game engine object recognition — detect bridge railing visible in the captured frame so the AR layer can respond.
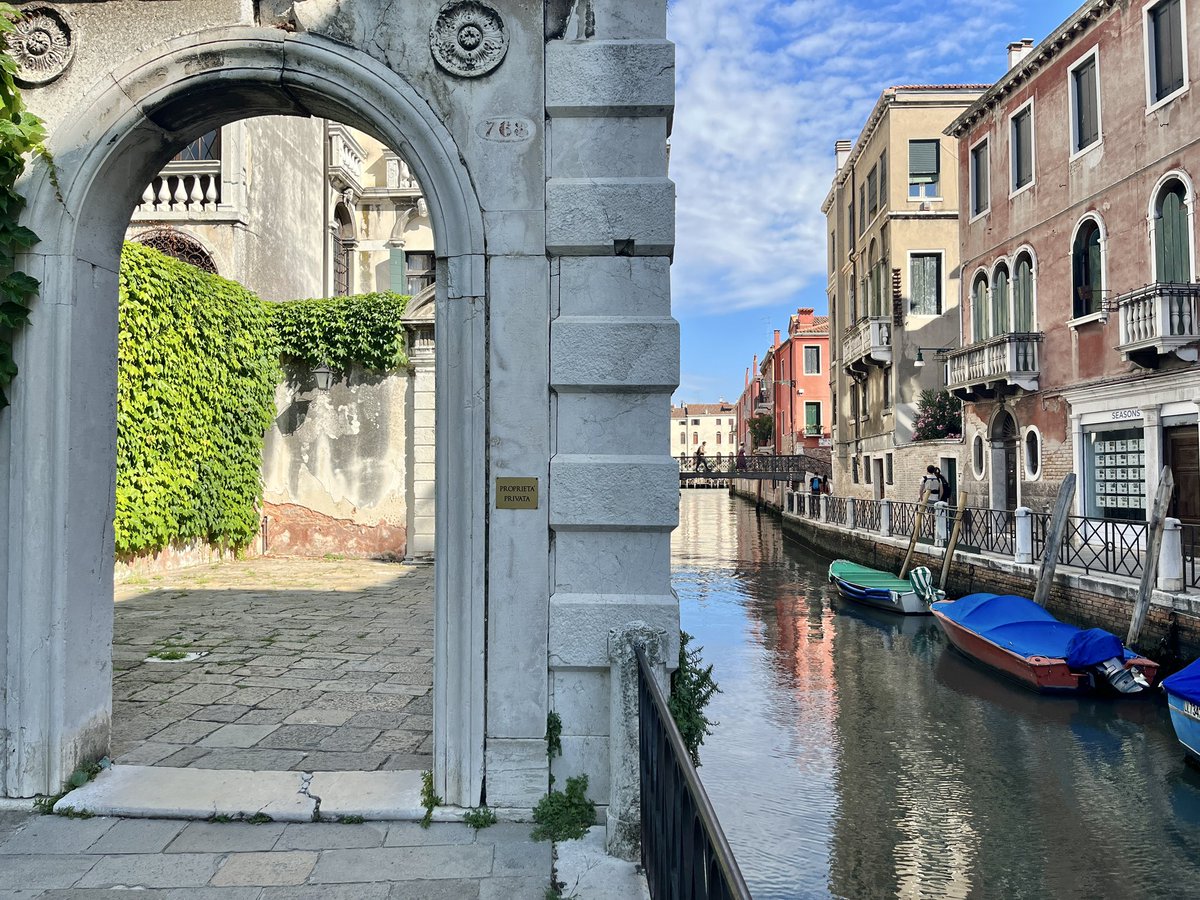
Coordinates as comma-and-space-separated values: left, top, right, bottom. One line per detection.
637, 646, 752, 900
678, 454, 831, 479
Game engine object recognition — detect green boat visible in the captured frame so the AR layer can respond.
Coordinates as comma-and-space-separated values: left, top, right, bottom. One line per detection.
827, 560, 941, 615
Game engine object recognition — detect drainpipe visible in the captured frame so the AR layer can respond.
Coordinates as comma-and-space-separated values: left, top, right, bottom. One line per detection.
322, 119, 330, 296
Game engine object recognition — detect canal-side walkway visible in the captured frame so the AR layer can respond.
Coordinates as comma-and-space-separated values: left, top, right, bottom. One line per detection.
113, 558, 433, 773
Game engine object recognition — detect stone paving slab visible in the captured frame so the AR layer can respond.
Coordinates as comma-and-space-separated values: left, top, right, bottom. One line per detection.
112, 559, 433, 773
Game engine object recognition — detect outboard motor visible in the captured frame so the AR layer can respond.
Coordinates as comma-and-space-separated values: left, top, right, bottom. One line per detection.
1095, 657, 1150, 694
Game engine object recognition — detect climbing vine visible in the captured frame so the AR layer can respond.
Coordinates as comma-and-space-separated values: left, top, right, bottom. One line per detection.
115, 242, 279, 556
268, 291, 410, 372
0, 4, 49, 410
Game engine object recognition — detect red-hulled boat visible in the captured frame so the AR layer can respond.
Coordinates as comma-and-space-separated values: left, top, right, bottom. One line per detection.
931, 593, 1159, 695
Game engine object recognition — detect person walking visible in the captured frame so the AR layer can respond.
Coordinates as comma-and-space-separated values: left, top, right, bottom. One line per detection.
694, 441, 708, 472
919, 465, 942, 503
736, 445, 747, 471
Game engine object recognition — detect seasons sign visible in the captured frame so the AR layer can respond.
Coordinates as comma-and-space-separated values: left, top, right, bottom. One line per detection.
495, 477, 539, 510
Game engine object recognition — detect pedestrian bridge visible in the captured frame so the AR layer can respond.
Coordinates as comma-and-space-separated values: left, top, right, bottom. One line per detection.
678, 453, 832, 483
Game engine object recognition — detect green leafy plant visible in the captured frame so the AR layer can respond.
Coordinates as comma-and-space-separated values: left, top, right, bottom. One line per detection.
0, 4, 50, 410
268, 291, 410, 372
668, 632, 720, 767
912, 389, 963, 442
419, 769, 441, 829
115, 242, 279, 556
545, 711, 563, 761
531, 774, 595, 843
748, 413, 774, 448
462, 806, 497, 830
337, 814, 365, 824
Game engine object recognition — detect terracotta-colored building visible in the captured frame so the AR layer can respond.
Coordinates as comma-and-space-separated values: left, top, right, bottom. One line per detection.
947, 0, 1200, 523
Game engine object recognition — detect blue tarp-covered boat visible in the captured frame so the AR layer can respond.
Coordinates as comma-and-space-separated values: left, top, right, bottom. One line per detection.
931, 593, 1159, 695
1163, 660, 1200, 761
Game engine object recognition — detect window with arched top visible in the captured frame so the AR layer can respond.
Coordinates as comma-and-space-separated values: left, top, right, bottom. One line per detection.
1013, 252, 1035, 331
132, 228, 217, 274
971, 273, 989, 342
1072, 219, 1103, 318
1155, 179, 1191, 283
333, 203, 355, 296
991, 262, 1010, 335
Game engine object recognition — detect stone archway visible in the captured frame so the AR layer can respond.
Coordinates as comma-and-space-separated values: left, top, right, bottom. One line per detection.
2, 28, 486, 805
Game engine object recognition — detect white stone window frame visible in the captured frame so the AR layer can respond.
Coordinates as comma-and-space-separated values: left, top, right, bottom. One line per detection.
1146, 168, 1197, 283
1023, 425, 1043, 482
1011, 243, 1040, 333
968, 134, 991, 223
1144, 0, 1190, 115
906, 248, 945, 319
803, 343, 822, 375
1067, 212, 1109, 328
1008, 97, 1036, 200
1068, 46, 1104, 161
971, 432, 987, 480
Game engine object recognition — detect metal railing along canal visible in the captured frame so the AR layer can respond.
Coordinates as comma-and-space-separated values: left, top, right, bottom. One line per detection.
637, 646, 752, 900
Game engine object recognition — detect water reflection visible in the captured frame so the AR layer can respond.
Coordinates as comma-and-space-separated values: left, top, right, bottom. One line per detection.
673, 491, 1200, 900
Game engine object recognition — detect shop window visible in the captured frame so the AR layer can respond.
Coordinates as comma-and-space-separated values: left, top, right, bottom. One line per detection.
1085, 426, 1147, 522
1024, 429, 1041, 479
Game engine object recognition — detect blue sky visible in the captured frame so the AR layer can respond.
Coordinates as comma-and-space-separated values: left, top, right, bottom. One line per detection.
667, 0, 1083, 403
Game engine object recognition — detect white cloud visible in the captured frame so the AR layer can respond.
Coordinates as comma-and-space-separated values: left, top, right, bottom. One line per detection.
667, 0, 1019, 317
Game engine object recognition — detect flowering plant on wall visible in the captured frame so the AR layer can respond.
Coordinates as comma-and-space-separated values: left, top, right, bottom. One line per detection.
912, 389, 962, 442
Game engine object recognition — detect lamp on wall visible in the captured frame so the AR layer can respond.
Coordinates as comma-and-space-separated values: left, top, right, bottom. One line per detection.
913, 347, 954, 368
313, 362, 335, 391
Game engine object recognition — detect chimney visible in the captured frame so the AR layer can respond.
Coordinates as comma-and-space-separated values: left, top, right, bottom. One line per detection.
798, 307, 815, 325
773, 329, 781, 349
1007, 38, 1035, 69
835, 140, 853, 172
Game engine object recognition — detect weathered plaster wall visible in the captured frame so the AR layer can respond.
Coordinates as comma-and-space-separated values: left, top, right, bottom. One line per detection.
262, 362, 410, 558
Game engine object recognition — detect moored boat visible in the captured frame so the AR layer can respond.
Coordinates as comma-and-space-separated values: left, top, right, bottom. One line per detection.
828, 560, 942, 615
931, 593, 1158, 695
1162, 660, 1200, 762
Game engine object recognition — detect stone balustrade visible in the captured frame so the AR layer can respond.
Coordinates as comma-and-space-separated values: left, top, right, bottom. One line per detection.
134, 161, 222, 214
1117, 283, 1200, 364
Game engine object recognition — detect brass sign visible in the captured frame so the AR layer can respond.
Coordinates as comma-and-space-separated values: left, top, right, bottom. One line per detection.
495, 477, 539, 510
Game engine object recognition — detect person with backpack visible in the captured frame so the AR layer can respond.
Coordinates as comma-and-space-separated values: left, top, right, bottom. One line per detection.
919, 465, 943, 503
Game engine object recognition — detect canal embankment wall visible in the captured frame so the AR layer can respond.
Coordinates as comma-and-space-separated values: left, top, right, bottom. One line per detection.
730, 479, 1200, 661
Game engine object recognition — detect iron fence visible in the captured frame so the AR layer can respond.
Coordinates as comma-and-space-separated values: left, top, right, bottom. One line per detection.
890, 500, 936, 543
827, 496, 848, 526
1057, 516, 1148, 579
957, 508, 1016, 557
806, 493, 822, 519
1184, 523, 1200, 590
678, 453, 831, 480
637, 646, 752, 900
853, 498, 880, 532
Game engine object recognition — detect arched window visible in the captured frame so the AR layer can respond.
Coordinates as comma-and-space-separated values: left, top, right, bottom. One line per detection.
971, 273, 989, 342
333, 203, 355, 296
1155, 179, 1191, 283
1072, 219, 1103, 318
991, 263, 1010, 335
132, 228, 217, 274
1013, 252, 1035, 332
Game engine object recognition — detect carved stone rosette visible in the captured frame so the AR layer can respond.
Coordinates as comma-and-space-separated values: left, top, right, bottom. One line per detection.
10, 6, 74, 87
429, 1, 507, 78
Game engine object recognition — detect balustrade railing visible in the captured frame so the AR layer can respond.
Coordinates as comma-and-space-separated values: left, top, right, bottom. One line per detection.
637, 646, 752, 900
841, 316, 892, 368
1117, 283, 1200, 357
678, 454, 831, 479
135, 161, 222, 214
946, 332, 1041, 393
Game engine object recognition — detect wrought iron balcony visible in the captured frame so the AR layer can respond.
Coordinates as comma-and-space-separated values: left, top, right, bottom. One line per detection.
1116, 282, 1199, 365
841, 316, 892, 373
946, 332, 1042, 400
133, 160, 222, 216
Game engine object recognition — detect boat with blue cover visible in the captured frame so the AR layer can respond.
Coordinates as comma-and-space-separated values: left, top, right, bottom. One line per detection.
1162, 660, 1200, 761
827, 560, 942, 615
930, 593, 1159, 695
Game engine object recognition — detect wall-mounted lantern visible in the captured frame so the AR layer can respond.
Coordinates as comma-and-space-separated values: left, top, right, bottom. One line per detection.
313, 362, 335, 391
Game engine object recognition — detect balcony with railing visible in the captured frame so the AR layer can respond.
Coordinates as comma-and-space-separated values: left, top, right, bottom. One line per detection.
841, 316, 892, 373
328, 123, 366, 197
1116, 283, 1200, 366
133, 160, 223, 218
946, 332, 1042, 400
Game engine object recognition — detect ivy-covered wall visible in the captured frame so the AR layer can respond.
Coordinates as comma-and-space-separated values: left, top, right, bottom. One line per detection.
116, 242, 412, 561
116, 242, 279, 557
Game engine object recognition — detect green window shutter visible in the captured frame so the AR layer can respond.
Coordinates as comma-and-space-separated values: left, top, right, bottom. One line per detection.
1154, 0, 1184, 99
1157, 186, 1190, 282
1014, 110, 1033, 187
972, 278, 988, 341
878, 152, 887, 204
1088, 228, 1103, 312
972, 142, 989, 213
806, 403, 820, 431
1014, 258, 1033, 331
868, 167, 878, 215
389, 248, 405, 293
1075, 59, 1099, 149
993, 268, 1010, 333
910, 254, 939, 316
908, 140, 939, 183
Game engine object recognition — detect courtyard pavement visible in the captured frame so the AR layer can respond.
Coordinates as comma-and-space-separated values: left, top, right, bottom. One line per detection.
113, 558, 433, 773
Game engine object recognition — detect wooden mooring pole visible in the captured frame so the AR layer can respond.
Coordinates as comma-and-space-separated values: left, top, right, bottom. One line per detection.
940, 491, 970, 591
1127, 467, 1175, 649
899, 490, 929, 580
1032, 474, 1076, 608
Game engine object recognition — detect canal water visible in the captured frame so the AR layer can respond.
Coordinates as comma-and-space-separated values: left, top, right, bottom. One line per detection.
674, 491, 1200, 900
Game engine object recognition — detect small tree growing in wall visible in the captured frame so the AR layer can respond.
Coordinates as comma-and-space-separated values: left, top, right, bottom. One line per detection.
912, 389, 962, 441
748, 413, 774, 448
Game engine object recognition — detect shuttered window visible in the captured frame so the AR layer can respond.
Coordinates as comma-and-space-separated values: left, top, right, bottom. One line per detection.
992, 264, 1010, 334
867, 166, 878, 217
910, 254, 941, 316
1150, 0, 1185, 103
1156, 180, 1191, 283
972, 275, 989, 342
878, 152, 887, 207
1014, 254, 1035, 331
1012, 106, 1033, 190
908, 140, 940, 197
804, 346, 821, 375
1072, 220, 1103, 317
1072, 56, 1100, 151
859, 183, 867, 234
970, 140, 990, 216
805, 403, 821, 435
